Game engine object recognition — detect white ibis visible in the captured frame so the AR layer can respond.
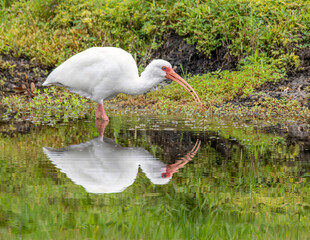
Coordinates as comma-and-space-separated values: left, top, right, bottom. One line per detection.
43, 47, 201, 121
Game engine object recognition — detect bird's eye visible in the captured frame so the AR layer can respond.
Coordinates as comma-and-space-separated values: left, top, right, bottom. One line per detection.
161, 66, 167, 71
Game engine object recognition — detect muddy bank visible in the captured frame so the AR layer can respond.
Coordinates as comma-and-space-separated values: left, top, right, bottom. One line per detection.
233, 46, 310, 107
0, 55, 50, 98
231, 74, 310, 108
148, 33, 236, 75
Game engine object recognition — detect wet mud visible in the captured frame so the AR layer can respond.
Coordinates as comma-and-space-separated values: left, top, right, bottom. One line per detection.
232, 74, 310, 108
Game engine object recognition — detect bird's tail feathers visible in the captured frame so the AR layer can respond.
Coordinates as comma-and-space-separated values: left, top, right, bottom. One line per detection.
42, 81, 51, 87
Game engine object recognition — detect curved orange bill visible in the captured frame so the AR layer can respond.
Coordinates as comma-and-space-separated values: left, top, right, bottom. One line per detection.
165, 69, 201, 104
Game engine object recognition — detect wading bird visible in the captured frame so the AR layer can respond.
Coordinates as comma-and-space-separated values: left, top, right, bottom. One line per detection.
43, 47, 201, 121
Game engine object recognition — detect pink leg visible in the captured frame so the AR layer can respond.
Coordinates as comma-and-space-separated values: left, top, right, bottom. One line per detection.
95, 103, 109, 121
95, 119, 109, 140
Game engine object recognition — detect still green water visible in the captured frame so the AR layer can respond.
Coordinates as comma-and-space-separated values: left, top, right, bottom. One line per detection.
0, 115, 310, 239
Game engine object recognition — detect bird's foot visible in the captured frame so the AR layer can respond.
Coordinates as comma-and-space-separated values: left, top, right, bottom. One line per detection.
95, 113, 109, 121
95, 114, 109, 121
95, 106, 102, 119
96, 103, 109, 121
95, 119, 109, 139
101, 115, 109, 121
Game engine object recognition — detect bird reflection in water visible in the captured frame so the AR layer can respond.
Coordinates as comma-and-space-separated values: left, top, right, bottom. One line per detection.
43, 120, 201, 194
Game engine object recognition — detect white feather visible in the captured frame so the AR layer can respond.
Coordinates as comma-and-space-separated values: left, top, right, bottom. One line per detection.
43, 47, 140, 102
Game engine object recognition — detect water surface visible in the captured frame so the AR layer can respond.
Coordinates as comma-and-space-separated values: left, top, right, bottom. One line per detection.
1, 115, 310, 239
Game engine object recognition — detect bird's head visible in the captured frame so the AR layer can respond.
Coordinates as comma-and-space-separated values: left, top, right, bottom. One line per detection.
144, 59, 201, 104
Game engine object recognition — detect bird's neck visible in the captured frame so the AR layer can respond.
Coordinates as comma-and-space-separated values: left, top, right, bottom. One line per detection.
122, 70, 162, 95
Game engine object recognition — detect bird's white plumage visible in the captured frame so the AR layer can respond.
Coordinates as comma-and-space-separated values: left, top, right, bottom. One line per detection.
43, 47, 139, 102
43, 47, 172, 103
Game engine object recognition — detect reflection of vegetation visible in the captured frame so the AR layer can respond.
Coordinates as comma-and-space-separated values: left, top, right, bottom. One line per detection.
215, 124, 288, 157
0, 117, 310, 238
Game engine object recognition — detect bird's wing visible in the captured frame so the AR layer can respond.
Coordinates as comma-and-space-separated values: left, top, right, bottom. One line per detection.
43, 47, 139, 101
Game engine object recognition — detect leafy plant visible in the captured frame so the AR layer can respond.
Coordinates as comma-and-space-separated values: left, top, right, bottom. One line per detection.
0, 0, 309, 70
1, 87, 93, 125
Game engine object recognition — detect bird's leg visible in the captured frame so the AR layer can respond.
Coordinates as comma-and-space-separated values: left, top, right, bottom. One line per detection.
101, 105, 109, 121
95, 119, 109, 140
95, 105, 101, 119
96, 103, 109, 121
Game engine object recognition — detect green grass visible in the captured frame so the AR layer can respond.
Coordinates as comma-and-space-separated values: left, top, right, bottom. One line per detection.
154, 60, 285, 106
